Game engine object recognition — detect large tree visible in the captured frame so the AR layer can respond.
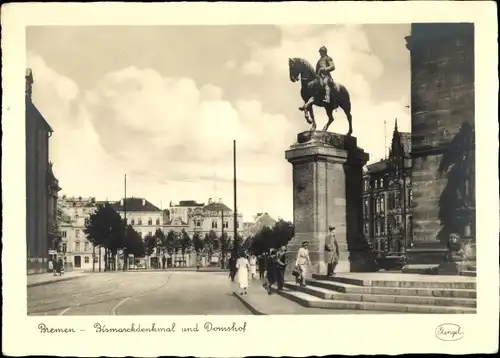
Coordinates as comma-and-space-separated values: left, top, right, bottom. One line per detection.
219, 232, 230, 268
248, 219, 294, 255
154, 228, 166, 257
165, 230, 177, 256
180, 230, 192, 254
193, 232, 204, 253
180, 230, 192, 266
272, 219, 295, 247
84, 203, 124, 271
144, 234, 157, 268
123, 225, 145, 266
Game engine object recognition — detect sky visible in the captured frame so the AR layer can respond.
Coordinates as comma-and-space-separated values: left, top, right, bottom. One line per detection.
27, 24, 410, 222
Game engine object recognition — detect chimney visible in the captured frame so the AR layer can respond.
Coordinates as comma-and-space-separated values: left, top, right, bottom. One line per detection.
208, 198, 213, 204
142, 198, 146, 206
219, 198, 222, 203
25, 68, 34, 100
120, 199, 124, 206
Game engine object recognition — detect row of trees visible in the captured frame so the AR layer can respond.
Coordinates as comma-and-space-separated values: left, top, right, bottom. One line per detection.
84, 203, 248, 270
84, 203, 295, 269
143, 229, 245, 268
84, 203, 146, 271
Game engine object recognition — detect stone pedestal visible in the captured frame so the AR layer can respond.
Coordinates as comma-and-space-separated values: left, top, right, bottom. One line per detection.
284, 131, 375, 280
437, 238, 476, 275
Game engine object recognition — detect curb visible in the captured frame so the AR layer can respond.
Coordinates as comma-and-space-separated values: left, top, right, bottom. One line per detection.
232, 292, 267, 315
27, 275, 87, 288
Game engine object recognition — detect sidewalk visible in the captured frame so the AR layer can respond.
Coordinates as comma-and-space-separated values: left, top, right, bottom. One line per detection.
233, 280, 390, 315
27, 271, 89, 288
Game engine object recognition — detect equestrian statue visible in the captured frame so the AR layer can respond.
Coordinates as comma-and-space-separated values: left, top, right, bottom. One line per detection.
288, 46, 353, 136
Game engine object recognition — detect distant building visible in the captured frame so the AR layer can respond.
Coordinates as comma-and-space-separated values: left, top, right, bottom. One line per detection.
58, 196, 105, 270
113, 197, 163, 238
169, 200, 204, 224
362, 121, 412, 256
26, 68, 62, 274
186, 198, 244, 238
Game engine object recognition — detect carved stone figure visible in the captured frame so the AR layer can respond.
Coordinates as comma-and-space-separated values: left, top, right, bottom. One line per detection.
288, 55, 353, 136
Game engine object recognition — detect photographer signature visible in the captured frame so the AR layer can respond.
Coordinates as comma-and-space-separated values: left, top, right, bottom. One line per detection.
435, 323, 464, 341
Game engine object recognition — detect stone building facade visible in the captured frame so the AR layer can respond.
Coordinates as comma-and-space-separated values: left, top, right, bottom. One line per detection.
58, 196, 106, 270
405, 23, 475, 265
362, 121, 412, 258
113, 197, 163, 238
26, 69, 61, 274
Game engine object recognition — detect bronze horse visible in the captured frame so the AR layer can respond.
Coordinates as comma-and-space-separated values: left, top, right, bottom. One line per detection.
288, 57, 353, 135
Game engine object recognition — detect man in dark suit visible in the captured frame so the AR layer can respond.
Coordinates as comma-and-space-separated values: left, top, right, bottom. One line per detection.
275, 245, 288, 290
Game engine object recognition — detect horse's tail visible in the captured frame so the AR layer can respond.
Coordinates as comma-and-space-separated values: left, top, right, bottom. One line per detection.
338, 84, 351, 114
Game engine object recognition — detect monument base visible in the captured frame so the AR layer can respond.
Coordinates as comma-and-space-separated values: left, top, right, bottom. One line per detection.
334, 260, 350, 273
285, 131, 371, 279
437, 261, 473, 275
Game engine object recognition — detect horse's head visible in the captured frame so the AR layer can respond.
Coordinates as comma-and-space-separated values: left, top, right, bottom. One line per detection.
288, 58, 299, 83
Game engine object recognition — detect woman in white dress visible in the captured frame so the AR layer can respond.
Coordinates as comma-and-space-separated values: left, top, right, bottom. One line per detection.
249, 255, 257, 280
295, 241, 312, 287
236, 250, 251, 295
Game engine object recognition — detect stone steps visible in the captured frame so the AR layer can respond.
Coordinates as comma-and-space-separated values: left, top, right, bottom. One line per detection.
276, 287, 475, 314
312, 274, 476, 290
284, 282, 477, 308
306, 279, 477, 299
460, 270, 477, 277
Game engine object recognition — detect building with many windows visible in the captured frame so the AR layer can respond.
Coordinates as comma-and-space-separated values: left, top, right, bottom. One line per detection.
362, 121, 412, 258
113, 197, 163, 238
186, 198, 244, 238
58, 196, 105, 270
169, 200, 205, 224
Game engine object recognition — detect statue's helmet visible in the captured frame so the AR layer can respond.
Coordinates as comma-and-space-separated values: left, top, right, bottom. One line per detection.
319, 46, 328, 53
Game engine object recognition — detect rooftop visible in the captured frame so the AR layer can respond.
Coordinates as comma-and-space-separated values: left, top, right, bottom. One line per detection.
113, 197, 161, 212
204, 202, 232, 212
366, 160, 388, 174
174, 200, 205, 207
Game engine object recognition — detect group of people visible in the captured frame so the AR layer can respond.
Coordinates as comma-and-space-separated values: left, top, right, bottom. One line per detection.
261, 245, 288, 294
49, 257, 65, 276
292, 225, 339, 287
228, 224, 339, 295
227, 246, 288, 295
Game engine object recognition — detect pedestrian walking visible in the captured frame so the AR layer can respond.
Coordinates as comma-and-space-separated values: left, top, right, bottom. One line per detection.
275, 245, 288, 290
325, 225, 339, 276
236, 249, 250, 295
258, 253, 266, 280
162, 255, 166, 270
57, 257, 64, 276
229, 255, 237, 282
265, 249, 277, 294
249, 254, 257, 280
295, 241, 312, 287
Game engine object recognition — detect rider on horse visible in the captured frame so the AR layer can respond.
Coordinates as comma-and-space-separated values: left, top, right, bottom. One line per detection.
316, 46, 335, 104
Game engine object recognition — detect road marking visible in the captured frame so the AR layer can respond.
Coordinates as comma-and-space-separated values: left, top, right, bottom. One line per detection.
58, 292, 112, 316
112, 273, 172, 316
111, 297, 132, 315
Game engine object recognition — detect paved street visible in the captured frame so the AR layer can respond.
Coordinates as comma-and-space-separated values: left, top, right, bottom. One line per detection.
28, 271, 398, 316
27, 271, 252, 316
